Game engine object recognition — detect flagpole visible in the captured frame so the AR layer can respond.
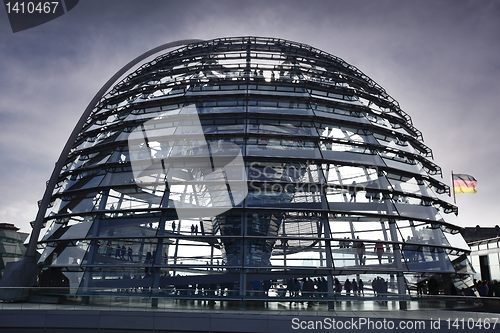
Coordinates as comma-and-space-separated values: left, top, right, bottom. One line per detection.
451, 170, 456, 204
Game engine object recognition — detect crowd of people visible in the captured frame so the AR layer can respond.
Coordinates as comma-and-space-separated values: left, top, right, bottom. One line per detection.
281, 276, 388, 298
284, 277, 329, 297
404, 235, 438, 262
162, 276, 388, 300
475, 279, 500, 297
333, 277, 365, 296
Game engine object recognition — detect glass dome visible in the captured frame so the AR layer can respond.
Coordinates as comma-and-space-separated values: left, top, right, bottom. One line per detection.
35, 37, 474, 300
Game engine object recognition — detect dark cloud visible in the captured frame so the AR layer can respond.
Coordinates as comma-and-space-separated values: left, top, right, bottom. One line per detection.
1, 0, 499, 232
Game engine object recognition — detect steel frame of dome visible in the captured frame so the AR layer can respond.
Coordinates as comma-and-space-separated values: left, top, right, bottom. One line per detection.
33, 37, 475, 304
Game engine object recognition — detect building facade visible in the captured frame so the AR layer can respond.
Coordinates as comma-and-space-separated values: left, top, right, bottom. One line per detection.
468, 237, 500, 283
33, 37, 474, 299
0, 223, 28, 279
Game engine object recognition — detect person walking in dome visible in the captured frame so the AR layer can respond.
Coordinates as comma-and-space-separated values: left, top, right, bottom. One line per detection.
352, 278, 358, 295
121, 245, 126, 260
375, 240, 384, 264
358, 279, 364, 296
344, 278, 352, 296
349, 181, 358, 202
127, 247, 133, 261
354, 236, 365, 265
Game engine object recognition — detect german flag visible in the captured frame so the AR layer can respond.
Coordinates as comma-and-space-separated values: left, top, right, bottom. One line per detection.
453, 174, 477, 194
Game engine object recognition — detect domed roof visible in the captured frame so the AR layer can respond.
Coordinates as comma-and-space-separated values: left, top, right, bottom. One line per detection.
32, 37, 473, 299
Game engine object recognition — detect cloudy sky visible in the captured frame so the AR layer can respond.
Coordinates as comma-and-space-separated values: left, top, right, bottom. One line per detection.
0, 0, 499, 233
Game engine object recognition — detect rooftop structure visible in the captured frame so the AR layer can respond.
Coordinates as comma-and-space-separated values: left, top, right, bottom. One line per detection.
461, 226, 500, 243
6, 37, 475, 306
0, 223, 28, 279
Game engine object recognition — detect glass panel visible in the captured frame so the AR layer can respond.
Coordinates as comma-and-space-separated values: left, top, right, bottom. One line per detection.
97, 214, 160, 238
65, 173, 105, 192
196, 105, 246, 115
167, 182, 246, 210
470, 255, 481, 280
207, 139, 245, 156
320, 140, 373, 154
85, 238, 158, 266
248, 106, 313, 116
248, 119, 316, 136
248, 161, 324, 183
107, 148, 131, 164
352, 219, 402, 241
40, 219, 63, 241
100, 171, 136, 187
44, 198, 63, 218
402, 248, 455, 272
439, 211, 464, 228
327, 217, 397, 268
58, 192, 100, 214
58, 221, 93, 240
246, 212, 282, 237
383, 158, 426, 176
452, 255, 476, 275
397, 221, 450, 247
312, 110, 369, 124
317, 123, 378, 145
444, 231, 470, 251
246, 183, 325, 209
105, 188, 162, 211
38, 245, 56, 264
247, 138, 321, 159
79, 267, 155, 291
272, 242, 328, 269
326, 188, 397, 215
169, 240, 223, 268
324, 164, 391, 191
394, 202, 441, 221
50, 240, 90, 266
179, 219, 211, 236
387, 173, 431, 196
321, 150, 386, 166
200, 118, 246, 134
428, 182, 453, 203
365, 113, 392, 129
338, 240, 396, 268
62, 271, 84, 292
